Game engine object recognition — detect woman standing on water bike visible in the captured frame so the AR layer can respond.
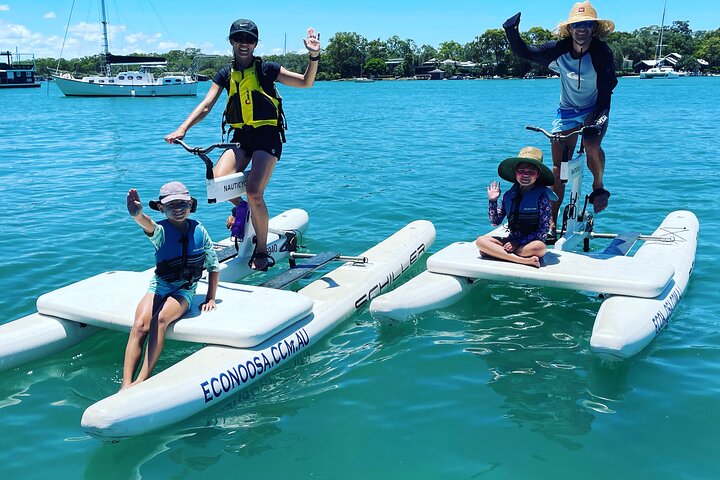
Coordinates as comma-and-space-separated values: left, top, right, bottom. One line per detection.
503, 1, 617, 232
165, 19, 321, 271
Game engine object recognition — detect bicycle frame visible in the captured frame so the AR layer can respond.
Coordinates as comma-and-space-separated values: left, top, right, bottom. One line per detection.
525, 125, 598, 251
173, 140, 250, 204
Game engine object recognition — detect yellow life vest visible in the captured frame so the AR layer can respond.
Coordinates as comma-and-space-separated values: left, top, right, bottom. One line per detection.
223, 59, 283, 133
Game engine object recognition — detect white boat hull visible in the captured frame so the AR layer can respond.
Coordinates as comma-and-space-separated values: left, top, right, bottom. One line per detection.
81, 220, 435, 440
369, 211, 698, 360
370, 270, 475, 323
426, 241, 673, 298
590, 211, 699, 360
639, 67, 679, 79
0, 209, 309, 373
52, 75, 197, 97
0, 313, 101, 372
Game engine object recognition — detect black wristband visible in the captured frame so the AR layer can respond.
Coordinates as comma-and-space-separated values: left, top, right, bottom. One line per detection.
309, 54, 320, 61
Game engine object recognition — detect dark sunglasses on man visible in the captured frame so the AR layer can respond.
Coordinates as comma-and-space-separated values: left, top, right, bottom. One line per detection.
570, 20, 596, 30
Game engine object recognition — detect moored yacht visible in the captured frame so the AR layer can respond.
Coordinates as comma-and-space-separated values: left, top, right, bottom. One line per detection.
50, 0, 197, 97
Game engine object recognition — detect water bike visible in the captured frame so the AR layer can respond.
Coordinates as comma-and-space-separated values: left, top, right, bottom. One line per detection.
0, 141, 436, 441
369, 125, 698, 361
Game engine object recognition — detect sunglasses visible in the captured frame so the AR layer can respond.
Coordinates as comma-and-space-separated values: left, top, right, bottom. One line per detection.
570, 21, 596, 30
230, 33, 257, 44
516, 168, 539, 176
163, 201, 191, 210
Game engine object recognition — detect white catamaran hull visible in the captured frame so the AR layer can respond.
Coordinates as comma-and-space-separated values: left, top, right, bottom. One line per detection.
370, 270, 476, 323
81, 220, 435, 440
0, 209, 309, 373
370, 211, 698, 360
590, 210, 699, 360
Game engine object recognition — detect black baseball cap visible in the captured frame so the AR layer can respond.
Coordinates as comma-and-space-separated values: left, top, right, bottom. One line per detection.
229, 19, 259, 40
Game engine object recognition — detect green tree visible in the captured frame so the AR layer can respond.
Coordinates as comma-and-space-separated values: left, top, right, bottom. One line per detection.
418, 44, 438, 63
325, 31, 367, 78
477, 29, 511, 75
437, 40, 465, 61
696, 29, 720, 67
367, 39, 388, 60
384, 35, 415, 58
364, 58, 386, 76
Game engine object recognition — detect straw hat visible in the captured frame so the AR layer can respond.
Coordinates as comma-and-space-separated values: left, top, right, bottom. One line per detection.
556, 1, 615, 38
498, 146, 555, 187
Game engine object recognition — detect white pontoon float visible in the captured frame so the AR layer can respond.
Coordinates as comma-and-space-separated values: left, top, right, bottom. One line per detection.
370, 126, 698, 361
0, 142, 436, 440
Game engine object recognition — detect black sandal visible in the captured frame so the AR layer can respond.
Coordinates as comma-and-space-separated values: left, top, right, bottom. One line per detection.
248, 250, 276, 272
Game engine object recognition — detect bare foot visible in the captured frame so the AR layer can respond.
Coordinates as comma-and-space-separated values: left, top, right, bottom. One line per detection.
520, 255, 541, 268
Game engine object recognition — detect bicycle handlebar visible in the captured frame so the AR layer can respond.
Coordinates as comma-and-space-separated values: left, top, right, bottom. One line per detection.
525, 124, 600, 140
173, 139, 239, 155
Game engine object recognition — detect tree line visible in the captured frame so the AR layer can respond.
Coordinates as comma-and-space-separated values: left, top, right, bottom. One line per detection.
35, 21, 720, 79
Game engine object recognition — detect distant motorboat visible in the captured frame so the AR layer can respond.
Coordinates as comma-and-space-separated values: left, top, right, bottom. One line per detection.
354, 77, 375, 83
0, 50, 42, 88
50, 0, 197, 97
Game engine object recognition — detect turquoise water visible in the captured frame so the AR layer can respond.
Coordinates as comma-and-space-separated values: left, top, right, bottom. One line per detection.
1, 77, 719, 479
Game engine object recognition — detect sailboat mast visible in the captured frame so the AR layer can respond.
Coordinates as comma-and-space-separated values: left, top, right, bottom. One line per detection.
100, 0, 111, 76
657, 0, 667, 62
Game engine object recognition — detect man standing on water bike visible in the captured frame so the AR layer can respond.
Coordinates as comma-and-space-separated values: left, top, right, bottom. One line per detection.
165, 19, 321, 271
503, 1, 617, 234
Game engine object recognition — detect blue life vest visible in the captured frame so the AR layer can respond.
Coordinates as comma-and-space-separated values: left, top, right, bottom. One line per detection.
503, 184, 551, 237
154, 219, 206, 286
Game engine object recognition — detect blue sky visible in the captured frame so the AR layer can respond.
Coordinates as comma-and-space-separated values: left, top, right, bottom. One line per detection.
1, 1, 717, 59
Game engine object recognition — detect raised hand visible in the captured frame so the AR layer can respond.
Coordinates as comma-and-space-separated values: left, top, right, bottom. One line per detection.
303, 27, 321, 54
127, 189, 143, 217
487, 181, 501, 202
503, 12, 521, 30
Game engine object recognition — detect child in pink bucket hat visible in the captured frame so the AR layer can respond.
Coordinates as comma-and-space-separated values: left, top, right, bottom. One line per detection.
121, 181, 220, 389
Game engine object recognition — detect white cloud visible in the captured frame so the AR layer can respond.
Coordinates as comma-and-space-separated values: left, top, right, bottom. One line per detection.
43, 12, 56, 19
0, 20, 69, 57
157, 41, 178, 50
125, 32, 162, 46
0, 5, 10, 12
0, 17, 217, 58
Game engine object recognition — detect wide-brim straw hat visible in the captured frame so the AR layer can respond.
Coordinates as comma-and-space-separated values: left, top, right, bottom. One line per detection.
556, 1, 615, 38
498, 146, 555, 187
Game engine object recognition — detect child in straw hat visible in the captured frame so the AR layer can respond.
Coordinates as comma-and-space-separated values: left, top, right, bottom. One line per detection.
475, 146, 557, 268
503, 1, 617, 223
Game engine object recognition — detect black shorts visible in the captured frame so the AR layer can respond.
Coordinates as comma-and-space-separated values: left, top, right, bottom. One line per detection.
231, 125, 283, 160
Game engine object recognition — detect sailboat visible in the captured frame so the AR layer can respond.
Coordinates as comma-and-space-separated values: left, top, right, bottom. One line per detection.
639, 1, 679, 79
51, 0, 197, 96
